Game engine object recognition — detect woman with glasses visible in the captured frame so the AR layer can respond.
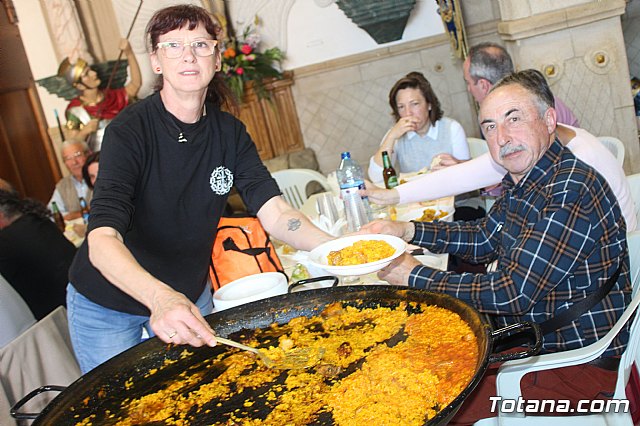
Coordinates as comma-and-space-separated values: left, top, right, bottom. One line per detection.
66, 4, 332, 374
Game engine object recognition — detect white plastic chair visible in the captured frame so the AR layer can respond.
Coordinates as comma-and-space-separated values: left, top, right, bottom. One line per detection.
627, 173, 640, 227
599, 136, 625, 167
0, 274, 35, 348
468, 137, 489, 159
475, 231, 640, 426
271, 168, 331, 210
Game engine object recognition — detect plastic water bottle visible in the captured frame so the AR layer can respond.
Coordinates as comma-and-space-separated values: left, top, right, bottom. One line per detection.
336, 152, 372, 232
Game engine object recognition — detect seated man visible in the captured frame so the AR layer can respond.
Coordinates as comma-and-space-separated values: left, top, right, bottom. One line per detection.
49, 139, 92, 220
0, 179, 76, 320
362, 70, 631, 423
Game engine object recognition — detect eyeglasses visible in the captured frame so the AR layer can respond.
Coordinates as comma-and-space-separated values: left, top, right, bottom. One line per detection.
63, 151, 86, 162
156, 39, 218, 59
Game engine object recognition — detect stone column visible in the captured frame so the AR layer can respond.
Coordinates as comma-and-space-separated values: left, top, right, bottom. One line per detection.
496, 0, 638, 173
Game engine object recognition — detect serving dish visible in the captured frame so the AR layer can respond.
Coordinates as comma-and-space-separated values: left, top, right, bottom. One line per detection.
21, 286, 540, 426
308, 234, 407, 276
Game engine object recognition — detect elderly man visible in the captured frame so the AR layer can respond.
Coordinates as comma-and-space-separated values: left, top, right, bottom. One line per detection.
362, 70, 630, 423
49, 139, 92, 220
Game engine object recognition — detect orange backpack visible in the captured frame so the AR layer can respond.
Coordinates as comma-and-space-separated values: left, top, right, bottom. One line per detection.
209, 216, 285, 290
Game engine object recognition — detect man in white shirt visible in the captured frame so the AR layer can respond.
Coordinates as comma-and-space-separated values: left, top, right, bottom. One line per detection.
49, 140, 92, 220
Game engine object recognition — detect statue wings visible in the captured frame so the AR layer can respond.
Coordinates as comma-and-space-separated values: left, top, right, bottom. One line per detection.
36, 59, 130, 101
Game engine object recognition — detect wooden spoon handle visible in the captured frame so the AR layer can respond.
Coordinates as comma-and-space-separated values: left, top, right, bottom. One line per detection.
216, 336, 260, 355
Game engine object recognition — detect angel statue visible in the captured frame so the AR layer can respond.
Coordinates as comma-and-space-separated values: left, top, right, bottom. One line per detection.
38, 39, 142, 152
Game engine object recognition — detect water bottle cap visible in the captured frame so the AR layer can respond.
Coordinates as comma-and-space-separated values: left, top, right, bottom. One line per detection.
341, 152, 351, 159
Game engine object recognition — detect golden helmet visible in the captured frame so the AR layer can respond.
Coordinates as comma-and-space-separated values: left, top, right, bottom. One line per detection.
57, 57, 88, 86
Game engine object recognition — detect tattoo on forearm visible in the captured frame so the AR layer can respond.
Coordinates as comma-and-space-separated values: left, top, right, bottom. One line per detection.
287, 218, 301, 231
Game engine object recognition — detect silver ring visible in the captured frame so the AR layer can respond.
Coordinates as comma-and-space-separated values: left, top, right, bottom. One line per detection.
167, 331, 177, 339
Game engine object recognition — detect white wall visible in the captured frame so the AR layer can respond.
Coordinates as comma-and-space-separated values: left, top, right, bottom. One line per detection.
15, 0, 69, 132
15, 0, 445, 129
285, 0, 443, 69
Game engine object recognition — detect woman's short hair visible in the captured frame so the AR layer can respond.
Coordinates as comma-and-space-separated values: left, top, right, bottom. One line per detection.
145, 4, 237, 113
388, 72, 443, 124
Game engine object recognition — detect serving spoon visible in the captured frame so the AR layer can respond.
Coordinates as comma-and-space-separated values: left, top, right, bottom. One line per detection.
216, 336, 325, 370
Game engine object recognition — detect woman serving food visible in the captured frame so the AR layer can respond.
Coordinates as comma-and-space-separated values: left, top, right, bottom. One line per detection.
66, 4, 332, 374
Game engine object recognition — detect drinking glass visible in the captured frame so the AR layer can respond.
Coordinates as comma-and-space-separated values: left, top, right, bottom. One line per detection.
316, 193, 339, 224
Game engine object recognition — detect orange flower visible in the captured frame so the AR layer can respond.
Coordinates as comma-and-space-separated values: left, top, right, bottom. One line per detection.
223, 48, 236, 59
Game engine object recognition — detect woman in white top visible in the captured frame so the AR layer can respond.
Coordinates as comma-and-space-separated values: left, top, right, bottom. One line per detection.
363, 124, 637, 231
368, 72, 468, 183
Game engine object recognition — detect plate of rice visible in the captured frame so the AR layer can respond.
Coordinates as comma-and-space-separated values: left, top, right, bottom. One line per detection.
308, 234, 407, 276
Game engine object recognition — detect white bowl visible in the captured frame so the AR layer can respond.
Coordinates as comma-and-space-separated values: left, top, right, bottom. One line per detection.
308, 234, 407, 276
213, 272, 288, 311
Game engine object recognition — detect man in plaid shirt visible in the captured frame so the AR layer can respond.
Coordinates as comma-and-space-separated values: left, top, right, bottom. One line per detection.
362, 69, 631, 423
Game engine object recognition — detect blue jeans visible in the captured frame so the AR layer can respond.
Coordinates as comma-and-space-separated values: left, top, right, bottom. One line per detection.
66, 283, 213, 374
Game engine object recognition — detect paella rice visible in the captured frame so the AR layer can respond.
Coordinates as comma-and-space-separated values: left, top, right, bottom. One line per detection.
416, 208, 449, 222
327, 240, 396, 266
75, 302, 478, 426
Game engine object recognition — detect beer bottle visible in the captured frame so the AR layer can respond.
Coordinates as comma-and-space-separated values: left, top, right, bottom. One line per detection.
79, 197, 90, 224
381, 151, 398, 189
51, 201, 66, 232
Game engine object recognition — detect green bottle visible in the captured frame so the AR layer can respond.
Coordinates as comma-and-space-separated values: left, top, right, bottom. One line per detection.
51, 201, 66, 232
382, 151, 398, 189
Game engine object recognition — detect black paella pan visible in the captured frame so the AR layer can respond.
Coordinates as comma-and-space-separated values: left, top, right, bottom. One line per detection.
16, 285, 541, 425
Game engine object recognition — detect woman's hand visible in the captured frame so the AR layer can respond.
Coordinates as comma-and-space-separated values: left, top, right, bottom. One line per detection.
378, 117, 420, 155
361, 180, 400, 206
149, 285, 217, 347
389, 117, 419, 141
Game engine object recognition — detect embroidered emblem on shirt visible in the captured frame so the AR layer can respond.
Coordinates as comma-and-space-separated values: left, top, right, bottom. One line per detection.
210, 166, 233, 195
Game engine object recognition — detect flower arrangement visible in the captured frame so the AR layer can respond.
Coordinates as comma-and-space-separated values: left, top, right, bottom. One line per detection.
221, 17, 284, 102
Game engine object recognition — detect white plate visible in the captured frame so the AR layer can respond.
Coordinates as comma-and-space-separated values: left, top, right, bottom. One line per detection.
308, 234, 407, 276
213, 272, 288, 311
396, 206, 453, 223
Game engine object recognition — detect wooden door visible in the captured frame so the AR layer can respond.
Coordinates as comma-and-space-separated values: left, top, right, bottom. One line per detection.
261, 76, 304, 157
238, 90, 274, 160
237, 72, 304, 161
0, 0, 60, 202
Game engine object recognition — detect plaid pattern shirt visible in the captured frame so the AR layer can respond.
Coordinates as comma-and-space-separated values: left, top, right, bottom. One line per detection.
409, 139, 631, 356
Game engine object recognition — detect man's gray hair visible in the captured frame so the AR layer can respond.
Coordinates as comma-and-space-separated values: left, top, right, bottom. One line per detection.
61, 139, 90, 152
468, 42, 514, 85
491, 69, 556, 118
